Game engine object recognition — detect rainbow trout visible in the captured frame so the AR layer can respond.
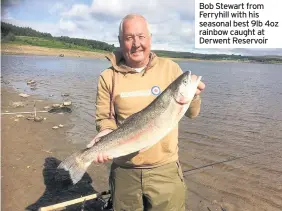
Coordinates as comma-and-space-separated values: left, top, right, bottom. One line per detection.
58, 71, 202, 184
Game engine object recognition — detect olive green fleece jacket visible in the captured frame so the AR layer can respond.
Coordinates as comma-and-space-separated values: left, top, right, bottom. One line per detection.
95, 50, 202, 168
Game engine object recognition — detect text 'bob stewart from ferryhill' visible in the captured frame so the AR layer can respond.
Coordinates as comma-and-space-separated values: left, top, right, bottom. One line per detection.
194, 0, 282, 48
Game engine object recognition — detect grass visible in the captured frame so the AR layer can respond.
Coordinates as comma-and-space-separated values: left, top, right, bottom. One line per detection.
5, 36, 110, 53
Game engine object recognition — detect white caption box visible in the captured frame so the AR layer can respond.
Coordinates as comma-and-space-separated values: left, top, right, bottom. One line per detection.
195, 0, 282, 48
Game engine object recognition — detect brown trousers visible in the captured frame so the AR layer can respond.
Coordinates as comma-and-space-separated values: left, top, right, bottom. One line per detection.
109, 161, 186, 211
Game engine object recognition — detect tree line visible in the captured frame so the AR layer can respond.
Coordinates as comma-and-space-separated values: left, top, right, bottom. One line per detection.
1, 21, 281, 63
1, 22, 116, 52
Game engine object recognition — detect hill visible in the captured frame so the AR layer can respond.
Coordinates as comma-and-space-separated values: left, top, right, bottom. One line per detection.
1, 22, 282, 64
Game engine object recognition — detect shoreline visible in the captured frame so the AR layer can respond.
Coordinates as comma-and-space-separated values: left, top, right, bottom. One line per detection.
1, 43, 266, 64
1, 85, 110, 211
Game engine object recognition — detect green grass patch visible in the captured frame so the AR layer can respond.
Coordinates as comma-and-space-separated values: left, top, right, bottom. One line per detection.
4, 36, 110, 53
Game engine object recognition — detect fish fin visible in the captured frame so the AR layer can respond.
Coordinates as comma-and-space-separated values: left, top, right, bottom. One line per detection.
139, 145, 152, 153
86, 137, 101, 148
58, 151, 91, 184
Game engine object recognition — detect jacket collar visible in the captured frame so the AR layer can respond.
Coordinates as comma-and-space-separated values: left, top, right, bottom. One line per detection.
105, 49, 158, 74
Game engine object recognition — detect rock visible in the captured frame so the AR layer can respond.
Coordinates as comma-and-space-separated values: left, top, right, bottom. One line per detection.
52, 104, 61, 108
26, 116, 34, 120
16, 115, 25, 118
30, 86, 37, 90
19, 93, 30, 98
27, 80, 36, 85
34, 116, 43, 122
12, 102, 25, 108
48, 107, 72, 113
14, 119, 19, 122
52, 126, 59, 129
63, 101, 72, 106
44, 106, 50, 110
61, 93, 70, 97
58, 124, 64, 128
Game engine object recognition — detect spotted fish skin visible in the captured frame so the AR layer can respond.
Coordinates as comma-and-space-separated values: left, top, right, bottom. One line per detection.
58, 71, 202, 184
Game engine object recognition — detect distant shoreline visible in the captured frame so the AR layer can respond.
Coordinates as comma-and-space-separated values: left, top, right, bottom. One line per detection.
2, 43, 281, 64
1, 43, 106, 59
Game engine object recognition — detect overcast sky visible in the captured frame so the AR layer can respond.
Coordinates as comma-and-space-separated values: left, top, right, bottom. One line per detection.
2, 0, 282, 56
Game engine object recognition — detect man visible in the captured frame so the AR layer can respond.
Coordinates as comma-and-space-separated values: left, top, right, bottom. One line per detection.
87, 14, 205, 211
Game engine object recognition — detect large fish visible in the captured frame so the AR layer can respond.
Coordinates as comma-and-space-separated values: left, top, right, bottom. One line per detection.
58, 71, 202, 184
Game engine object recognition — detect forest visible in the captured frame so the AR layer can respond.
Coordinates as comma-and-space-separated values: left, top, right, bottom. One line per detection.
2, 21, 282, 64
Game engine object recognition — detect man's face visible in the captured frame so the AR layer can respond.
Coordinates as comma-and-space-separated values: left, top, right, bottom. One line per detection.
119, 17, 152, 68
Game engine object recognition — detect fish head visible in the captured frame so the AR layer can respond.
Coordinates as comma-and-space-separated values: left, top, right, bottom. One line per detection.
171, 71, 201, 105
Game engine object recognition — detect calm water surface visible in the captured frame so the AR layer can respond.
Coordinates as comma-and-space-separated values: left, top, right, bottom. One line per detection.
2, 54, 282, 210
2, 54, 282, 154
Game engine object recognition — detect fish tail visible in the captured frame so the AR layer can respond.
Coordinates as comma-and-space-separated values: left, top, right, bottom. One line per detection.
58, 151, 91, 184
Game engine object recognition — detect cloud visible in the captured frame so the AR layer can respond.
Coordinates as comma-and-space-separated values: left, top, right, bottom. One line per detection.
61, 3, 91, 20
49, 2, 66, 15
2, 0, 282, 56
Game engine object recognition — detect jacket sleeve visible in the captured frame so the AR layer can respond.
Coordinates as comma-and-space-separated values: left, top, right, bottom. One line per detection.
95, 74, 118, 132
174, 64, 202, 119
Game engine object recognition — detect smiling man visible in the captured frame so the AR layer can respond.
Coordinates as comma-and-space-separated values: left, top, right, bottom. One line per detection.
88, 14, 205, 211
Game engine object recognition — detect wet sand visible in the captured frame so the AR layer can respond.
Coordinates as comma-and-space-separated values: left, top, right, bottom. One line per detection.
1, 87, 110, 211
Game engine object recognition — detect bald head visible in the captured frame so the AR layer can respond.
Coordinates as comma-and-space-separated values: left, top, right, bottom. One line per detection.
117, 14, 152, 68
119, 14, 151, 38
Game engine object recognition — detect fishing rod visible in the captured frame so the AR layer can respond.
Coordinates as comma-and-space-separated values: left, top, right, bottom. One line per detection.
39, 190, 111, 211
182, 150, 268, 175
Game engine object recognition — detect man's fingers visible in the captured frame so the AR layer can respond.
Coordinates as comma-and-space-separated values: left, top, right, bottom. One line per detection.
198, 80, 205, 91
93, 152, 111, 163
196, 89, 201, 95
98, 153, 105, 163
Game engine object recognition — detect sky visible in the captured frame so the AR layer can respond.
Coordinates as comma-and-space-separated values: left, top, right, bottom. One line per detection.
1, 0, 282, 56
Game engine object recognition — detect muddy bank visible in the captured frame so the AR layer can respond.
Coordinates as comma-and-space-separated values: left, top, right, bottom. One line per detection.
1, 87, 110, 211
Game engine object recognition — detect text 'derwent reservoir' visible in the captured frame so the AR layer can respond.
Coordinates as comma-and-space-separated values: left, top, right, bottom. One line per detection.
195, 0, 282, 48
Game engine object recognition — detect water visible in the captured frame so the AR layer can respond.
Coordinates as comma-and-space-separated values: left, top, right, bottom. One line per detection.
2, 55, 282, 148
2, 54, 282, 210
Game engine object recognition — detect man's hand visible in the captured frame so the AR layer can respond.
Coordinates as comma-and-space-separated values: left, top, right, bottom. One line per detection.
87, 129, 113, 163
192, 74, 205, 95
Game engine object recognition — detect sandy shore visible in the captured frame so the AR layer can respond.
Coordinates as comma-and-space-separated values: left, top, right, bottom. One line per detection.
1, 87, 110, 211
1, 43, 107, 59
1, 43, 240, 63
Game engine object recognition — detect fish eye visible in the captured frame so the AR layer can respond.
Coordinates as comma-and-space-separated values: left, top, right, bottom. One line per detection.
183, 79, 188, 84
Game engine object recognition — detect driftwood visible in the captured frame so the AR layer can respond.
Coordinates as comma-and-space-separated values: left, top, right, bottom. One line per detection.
38, 191, 110, 211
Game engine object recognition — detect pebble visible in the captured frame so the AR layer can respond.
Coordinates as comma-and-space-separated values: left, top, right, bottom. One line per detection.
58, 124, 64, 128
52, 126, 59, 129
12, 102, 25, 108
52, 104, 61, 108
19, 93, 30, 98
27, 80, 36, 85
63, 101, 72, 106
